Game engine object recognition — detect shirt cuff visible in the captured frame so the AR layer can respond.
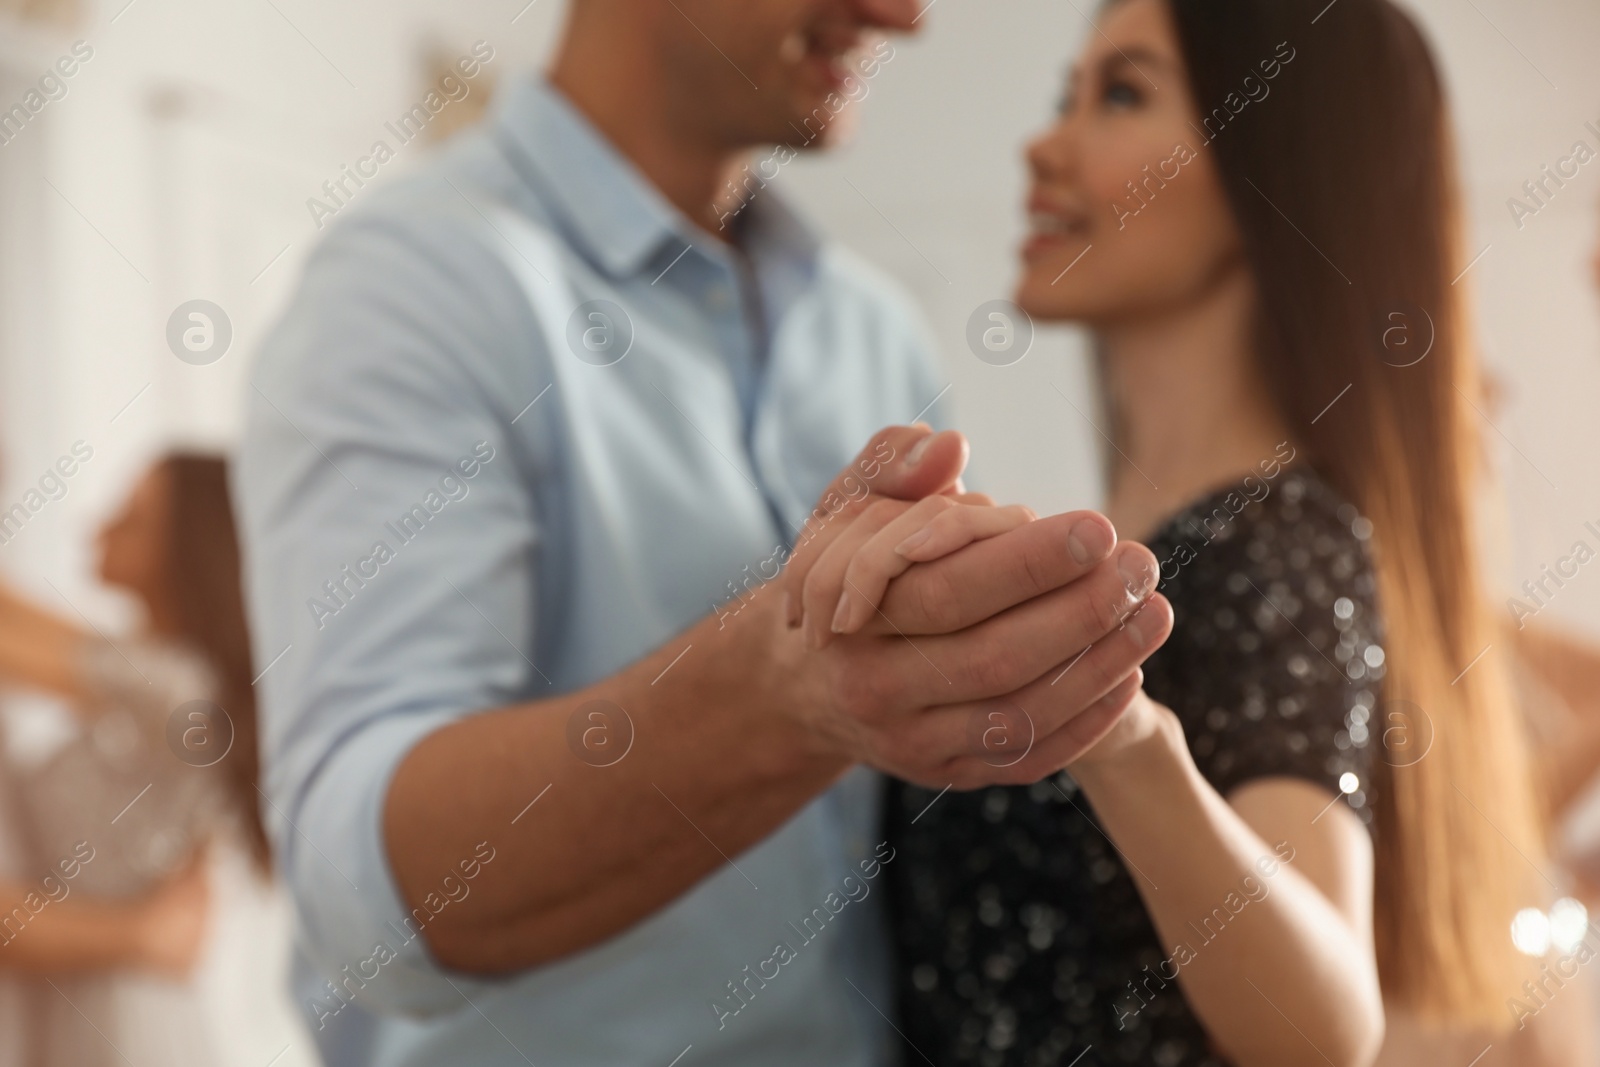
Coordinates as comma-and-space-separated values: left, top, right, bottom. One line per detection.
279, 708, 506, 1021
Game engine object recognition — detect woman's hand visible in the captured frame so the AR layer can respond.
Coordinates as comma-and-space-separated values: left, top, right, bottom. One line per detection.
800, 493, 1040, 649
0, 579, 88, 697
1068, 678, 1180, 772
132, 852, 211, 979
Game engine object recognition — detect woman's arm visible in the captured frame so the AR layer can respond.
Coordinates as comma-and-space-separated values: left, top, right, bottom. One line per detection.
0, 858, 209, 978
0, 582, 88, 700
1070, 691, 1383, 1067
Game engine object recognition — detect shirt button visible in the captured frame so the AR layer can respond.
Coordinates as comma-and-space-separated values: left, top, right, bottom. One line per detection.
705, 285, 733, 312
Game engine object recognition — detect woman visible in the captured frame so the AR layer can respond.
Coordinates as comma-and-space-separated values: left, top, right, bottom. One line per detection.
809, 0, 1550, 1063
0, 452, 268, 1066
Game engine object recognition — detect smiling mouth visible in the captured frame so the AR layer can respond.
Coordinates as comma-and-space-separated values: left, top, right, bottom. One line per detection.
782, 27, 861, 87
1027, 210, 1091, 240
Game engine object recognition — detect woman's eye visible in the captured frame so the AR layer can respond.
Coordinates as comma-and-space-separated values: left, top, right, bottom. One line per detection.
1103, 80, 1142, 109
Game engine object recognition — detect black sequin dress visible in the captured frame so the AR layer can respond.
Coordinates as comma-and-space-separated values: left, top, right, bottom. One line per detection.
886, 467, 1384, 1067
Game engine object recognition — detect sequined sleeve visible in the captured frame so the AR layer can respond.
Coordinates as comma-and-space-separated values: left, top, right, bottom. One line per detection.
1143, 470, 1382, 828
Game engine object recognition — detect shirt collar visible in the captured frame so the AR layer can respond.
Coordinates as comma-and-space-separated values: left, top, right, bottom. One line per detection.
491, 78, 680, 278
491, 77, 822, 282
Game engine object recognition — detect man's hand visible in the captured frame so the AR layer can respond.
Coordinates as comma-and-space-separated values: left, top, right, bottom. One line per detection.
766, 429, 1172, 789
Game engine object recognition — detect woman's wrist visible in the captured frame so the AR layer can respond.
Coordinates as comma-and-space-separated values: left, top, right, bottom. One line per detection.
1068, 692, 1190, 792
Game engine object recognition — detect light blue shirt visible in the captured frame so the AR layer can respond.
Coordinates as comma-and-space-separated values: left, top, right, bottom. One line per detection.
235, 78, 948, 1067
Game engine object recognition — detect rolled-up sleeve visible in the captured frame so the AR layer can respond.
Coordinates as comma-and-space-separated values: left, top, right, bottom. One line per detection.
234, 203, 552, 1017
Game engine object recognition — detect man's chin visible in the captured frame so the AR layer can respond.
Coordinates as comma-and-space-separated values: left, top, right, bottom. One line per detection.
777, 93, 862, 151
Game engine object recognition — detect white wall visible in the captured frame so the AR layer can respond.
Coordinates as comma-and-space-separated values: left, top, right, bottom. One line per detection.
1, 0, 1598, 1057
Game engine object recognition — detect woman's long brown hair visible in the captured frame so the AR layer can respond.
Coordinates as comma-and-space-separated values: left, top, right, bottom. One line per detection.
1162, 0, 1543, 1028
158, 453, 271, 873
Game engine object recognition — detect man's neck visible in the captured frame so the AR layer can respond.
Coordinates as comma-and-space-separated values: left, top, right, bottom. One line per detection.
548, 36, 752, 243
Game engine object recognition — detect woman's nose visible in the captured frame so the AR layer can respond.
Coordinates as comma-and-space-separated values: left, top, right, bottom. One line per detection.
1026, 121, 1074, 181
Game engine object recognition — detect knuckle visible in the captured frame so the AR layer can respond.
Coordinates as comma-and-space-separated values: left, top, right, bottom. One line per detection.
1013, 536, 1057, 598
1082, 568, 1131, 635
896, 724, 944, 770
852, 550, 897, 587
964, 642, 1020, 695
826, 657, 875, 722
801, 565, 834, 613
911, 567, 963, 631
933, 502, 977, 535
863, 498, 902, 526
1080, 642, 1125, 697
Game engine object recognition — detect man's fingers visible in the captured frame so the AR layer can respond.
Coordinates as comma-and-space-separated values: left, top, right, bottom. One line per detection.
819, 424, 967, 507
870, 510, 1119, 635
851, 550, 1165, 713
981, 593, 1170, 748
872, 593, 1169, 784
945, 671, 1145, 789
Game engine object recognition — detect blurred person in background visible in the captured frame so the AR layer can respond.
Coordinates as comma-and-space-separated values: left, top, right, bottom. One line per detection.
808, 0, 1581, 1063
0, 452, 269, 1066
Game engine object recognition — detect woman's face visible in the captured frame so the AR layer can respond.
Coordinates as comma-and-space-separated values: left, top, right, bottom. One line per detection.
1016, 0, 1245, 323
97, 465, 170, 607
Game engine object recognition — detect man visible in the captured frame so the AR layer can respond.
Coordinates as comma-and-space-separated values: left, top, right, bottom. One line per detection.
235, 0, 1169, 1064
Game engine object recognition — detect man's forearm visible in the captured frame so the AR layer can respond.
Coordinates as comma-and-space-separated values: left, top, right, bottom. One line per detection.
384, 592, 848, 973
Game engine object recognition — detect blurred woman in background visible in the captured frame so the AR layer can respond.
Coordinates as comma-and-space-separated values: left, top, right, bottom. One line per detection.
0, 452, 267, 1067
812, 0, 1577, 1063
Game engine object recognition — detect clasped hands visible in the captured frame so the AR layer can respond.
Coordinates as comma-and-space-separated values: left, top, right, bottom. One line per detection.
765, 424, 1175, 790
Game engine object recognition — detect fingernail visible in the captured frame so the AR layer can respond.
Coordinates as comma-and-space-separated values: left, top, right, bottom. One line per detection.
830, 592, 853, 634
1067, 518, 1112, 565
906, 433, 934, 468
1117, 549, 1157, 599
895, 527, 933, 557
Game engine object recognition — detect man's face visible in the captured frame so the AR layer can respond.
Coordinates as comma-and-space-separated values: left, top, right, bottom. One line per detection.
660, 0, 922, 148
